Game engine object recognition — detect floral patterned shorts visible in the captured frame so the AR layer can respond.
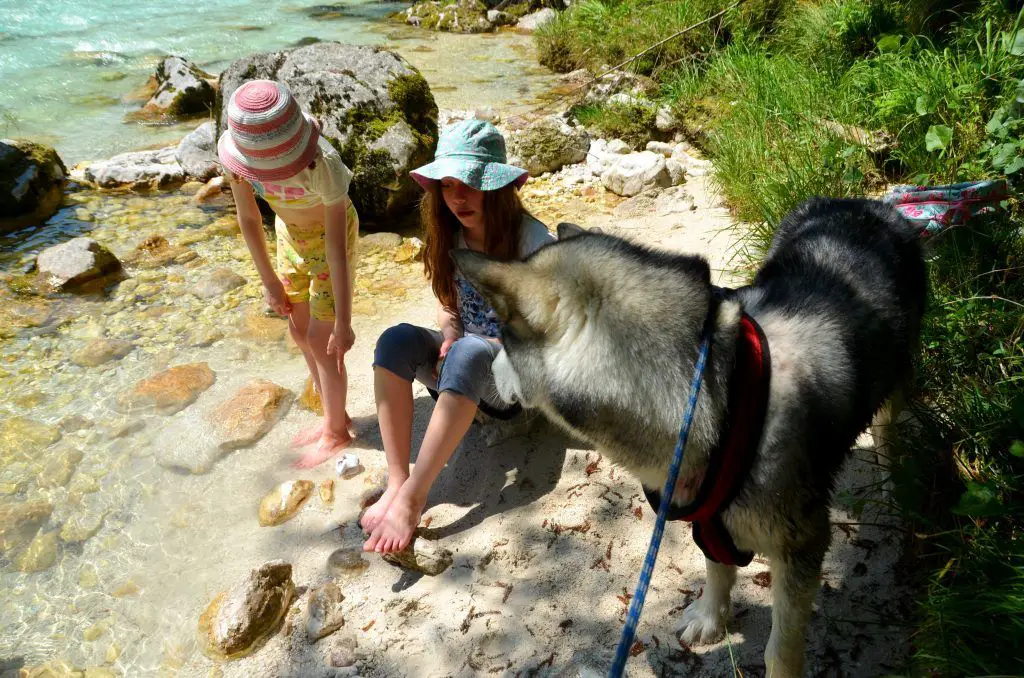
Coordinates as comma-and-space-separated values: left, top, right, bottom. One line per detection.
275, 201, 359, 321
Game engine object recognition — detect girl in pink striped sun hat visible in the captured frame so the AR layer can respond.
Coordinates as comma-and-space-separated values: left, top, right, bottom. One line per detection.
220, 79, 360, 469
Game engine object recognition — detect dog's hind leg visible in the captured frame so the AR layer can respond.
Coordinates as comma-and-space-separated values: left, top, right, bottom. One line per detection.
677, 559, 736, 645
871, 388, 906, 473
764, 518, 829, 678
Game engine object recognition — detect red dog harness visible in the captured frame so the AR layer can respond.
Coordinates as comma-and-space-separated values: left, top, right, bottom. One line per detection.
642, 311, 771, 567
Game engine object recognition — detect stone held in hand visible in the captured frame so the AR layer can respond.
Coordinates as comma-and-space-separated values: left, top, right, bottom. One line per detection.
305, 581, 345, 641
199, 560, 295, 659
381, 533, 454, 576
36, 238, 122, 293
259, 480, 315, 527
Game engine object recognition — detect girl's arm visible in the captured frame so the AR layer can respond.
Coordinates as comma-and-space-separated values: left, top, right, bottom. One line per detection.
229, 176, 291, 315
324, 198, 354, 360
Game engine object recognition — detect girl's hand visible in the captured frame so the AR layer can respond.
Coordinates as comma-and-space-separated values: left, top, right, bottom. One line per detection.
435, 336, 456, 378
264, 280, 292, 316
328, 323, 355, 372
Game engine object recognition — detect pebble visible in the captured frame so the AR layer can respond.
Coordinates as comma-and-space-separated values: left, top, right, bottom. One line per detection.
327, 548, 369, 577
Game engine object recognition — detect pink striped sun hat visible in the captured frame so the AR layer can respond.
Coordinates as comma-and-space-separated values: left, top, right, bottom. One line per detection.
217, 79, 320, 182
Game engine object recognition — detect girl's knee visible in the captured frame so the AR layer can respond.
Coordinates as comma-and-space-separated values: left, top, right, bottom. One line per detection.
374, 323, 421, 364
439, 338, 494, 395
289, 320, 309, 347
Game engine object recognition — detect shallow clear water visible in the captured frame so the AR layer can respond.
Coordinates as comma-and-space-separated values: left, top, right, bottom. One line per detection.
1, 3, 559, 675
0, 0, 557, 164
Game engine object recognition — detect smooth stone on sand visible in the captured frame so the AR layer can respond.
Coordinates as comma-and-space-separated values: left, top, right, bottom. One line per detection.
191, 268, 246, 299
382, 535, 453, 576
305, 581, 345, 641
258, 480, 315, 527
319, 479, 335, 506
36, 446, 84, 488
0, 417, 61, 461
71, 338, 134, 367
242, 310, 289, 344
199, 560, 295, 659
326, 548, 368, 578
18, 658, 82, 677
0, 500, 53, 555
15, 530, 59, 572
298, 376, 323, 416
60, 508, 106, 543
116, 362, 215, 415
208, 379, 292, 450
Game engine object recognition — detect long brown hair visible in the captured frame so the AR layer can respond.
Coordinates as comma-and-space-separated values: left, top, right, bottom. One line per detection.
421, 183, 525, 314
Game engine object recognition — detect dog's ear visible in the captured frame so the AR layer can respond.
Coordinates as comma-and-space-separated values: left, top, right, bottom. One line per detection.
450, 249, 518, 321
557, 222, 588, 240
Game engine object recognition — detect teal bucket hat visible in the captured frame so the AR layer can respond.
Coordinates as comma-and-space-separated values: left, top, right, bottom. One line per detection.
411, 119, 529, 191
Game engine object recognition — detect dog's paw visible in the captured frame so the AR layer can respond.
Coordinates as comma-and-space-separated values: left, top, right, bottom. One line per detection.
676, 598, 728, 646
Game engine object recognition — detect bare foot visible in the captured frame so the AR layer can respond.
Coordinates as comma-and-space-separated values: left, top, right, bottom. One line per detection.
290, 422, 324, 448
359, 482, 404, 534
290, 415, 354, 450
363, 490, 423, 553
293, 430, 352, 469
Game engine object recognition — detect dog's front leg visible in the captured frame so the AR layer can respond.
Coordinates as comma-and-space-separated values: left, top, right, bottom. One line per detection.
764, 550, 823, 678
677, 559, 736, 645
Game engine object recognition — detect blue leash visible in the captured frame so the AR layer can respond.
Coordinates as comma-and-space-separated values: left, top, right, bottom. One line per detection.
608, 318, 714, 677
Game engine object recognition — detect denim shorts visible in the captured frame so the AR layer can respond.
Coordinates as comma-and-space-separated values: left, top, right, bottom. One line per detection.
373, 323, 519, 417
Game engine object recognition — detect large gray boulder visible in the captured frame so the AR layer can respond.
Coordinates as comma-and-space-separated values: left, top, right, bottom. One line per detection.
506, 115, 589, 176
83, 146, 186, 190
175, 121, 218, 180
136, 56, 217, 120
0, 139, 67, 234
36, 237, 122, 292
218, 43, 438, 227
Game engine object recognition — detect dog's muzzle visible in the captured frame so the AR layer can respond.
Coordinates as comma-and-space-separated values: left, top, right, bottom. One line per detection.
492, 349, 524, 405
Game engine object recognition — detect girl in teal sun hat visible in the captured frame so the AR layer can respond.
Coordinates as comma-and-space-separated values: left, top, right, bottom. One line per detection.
362, 118, 555, 554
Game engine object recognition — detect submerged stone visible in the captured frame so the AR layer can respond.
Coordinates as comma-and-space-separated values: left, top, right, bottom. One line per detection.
259, 480, 315, 527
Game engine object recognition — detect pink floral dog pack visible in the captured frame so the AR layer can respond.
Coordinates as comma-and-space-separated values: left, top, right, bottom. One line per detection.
884, 179, 1010, 237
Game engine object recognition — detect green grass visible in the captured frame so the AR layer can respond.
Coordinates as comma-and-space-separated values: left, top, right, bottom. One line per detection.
534, 0, 727, 75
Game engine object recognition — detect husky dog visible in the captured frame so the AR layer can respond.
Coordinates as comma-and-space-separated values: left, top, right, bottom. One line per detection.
452, 198, 926, 677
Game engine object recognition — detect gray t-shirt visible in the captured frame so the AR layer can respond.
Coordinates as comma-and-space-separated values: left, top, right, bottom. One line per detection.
455, 213, 555, 337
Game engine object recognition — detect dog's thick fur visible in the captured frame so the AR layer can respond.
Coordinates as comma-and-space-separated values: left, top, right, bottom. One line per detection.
452, 198, 926, 676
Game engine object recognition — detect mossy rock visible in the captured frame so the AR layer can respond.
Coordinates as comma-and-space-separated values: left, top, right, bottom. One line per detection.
405, 0, 494, 33
0, 139, 67, 234
218, 43, 438, 227
132, 56, 217, 121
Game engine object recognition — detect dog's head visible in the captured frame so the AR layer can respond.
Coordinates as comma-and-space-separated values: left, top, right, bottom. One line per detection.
452, 223, 714, 458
